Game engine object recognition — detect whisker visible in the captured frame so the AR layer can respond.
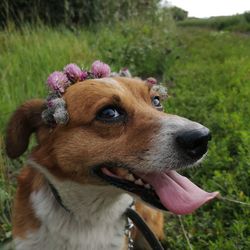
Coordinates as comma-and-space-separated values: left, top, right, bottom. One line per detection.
218, 195, 250, 207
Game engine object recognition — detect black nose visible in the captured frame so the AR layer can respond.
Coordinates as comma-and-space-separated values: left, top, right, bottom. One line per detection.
176, 127, 211, 159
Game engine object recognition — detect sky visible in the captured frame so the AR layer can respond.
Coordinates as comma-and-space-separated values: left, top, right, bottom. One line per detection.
164, 0, 250, 18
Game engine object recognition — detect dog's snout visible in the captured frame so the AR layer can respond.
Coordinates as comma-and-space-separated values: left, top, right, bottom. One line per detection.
176, 127, 211, 159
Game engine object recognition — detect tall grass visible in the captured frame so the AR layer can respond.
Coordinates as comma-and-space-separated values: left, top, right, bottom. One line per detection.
0, 26, 95, 130
179, 13, 250, 32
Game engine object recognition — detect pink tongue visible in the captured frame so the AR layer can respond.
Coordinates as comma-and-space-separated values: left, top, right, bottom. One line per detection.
140, 170, 219, 215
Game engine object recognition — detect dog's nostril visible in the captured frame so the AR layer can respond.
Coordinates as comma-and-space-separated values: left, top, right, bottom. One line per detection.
176, 128, 211, 159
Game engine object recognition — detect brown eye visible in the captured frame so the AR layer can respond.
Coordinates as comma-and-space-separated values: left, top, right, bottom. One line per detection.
96, 106, 125, 123
152, 96, 161, 107
100, 108, 119, 119
152, 96, 163, 111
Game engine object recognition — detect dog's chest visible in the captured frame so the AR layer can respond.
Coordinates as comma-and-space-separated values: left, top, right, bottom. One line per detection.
15, 217, 125, 250
15, 184, 132, 250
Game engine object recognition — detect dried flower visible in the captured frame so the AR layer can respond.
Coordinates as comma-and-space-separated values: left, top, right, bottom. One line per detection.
119, 68, 132, 78
41, 109, 55, 124
47, 92, 60, 102
91, 60, 111, 78
47, 71, 69, 93
152, 85, 168, 100
47, 98, 66, 109
53, 108, 69, 124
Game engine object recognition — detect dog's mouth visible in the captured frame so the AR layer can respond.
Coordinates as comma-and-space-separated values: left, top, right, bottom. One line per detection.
93, 164, 219, 214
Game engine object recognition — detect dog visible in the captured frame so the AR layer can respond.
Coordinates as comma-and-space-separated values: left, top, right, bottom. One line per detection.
5, 76, 218, 250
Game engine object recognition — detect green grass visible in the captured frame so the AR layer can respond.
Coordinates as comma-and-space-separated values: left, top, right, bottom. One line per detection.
0, 22, 250, 249
162, 28, 250, 249
179, 13, 250, 32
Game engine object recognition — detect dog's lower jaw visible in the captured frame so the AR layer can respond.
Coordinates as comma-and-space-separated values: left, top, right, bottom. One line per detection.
15, 162, 133, 250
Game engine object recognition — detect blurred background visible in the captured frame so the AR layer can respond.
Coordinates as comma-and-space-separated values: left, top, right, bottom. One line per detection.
0, 0, 250, 249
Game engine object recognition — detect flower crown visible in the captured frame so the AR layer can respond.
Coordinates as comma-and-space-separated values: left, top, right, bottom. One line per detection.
42, 60, 167, 125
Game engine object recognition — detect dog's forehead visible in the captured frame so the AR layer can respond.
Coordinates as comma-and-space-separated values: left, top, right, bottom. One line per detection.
64, 77, 150, 103
93, 78, 125, 91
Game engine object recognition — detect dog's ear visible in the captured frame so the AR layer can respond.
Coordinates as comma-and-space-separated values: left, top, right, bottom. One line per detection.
5, 99, 46, 159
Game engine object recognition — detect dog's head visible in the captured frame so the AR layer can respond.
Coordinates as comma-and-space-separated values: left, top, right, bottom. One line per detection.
6, 77, 218, 214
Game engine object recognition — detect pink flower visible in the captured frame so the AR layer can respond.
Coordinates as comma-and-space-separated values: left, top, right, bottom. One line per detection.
79, 70, 88, 81
146, 77, 157, 87
47, 71, 69, 93
146, 77, 157, 85
91, 60, 111, 78
64, 63, 83, 82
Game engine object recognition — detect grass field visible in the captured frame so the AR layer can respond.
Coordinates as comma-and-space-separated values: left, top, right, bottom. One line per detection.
163, 28, 250, 249
179, 12, 250, 32
0, 22, 250, 249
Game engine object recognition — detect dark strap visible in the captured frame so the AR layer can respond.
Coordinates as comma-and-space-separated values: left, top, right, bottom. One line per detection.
49, 183, 70, 212
125, 208, 164, 250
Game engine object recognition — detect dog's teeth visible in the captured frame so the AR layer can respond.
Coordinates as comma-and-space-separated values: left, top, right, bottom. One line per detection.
126, 174, 135, 182
145, 184, 151, 189
135, 179, 144, 186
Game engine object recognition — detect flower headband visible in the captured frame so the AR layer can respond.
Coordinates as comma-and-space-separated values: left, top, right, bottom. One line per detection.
42, 60, 167, 125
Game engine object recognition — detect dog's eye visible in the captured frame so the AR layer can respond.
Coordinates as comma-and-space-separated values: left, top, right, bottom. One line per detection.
96, 106, 125, 123
152, 96, 163, 111
152, 96, 161, 107
101, 108, 119, 118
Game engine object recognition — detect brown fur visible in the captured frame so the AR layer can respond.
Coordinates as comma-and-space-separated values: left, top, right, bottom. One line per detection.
5, 99, 47, 158
12, 167, 44, 238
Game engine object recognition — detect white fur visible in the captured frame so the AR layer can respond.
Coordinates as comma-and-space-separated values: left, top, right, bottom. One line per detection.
138, 115, 205, 172
15, 160, 133, 250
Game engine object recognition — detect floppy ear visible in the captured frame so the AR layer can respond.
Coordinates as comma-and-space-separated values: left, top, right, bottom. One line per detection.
5, 99, 46, 159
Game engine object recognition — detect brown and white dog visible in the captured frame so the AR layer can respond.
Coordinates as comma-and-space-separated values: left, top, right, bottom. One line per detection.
5, 77, 217, 250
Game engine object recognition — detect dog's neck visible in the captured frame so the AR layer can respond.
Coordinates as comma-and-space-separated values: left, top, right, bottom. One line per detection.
48, 178, 133, 223
25, 160, 133, 250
